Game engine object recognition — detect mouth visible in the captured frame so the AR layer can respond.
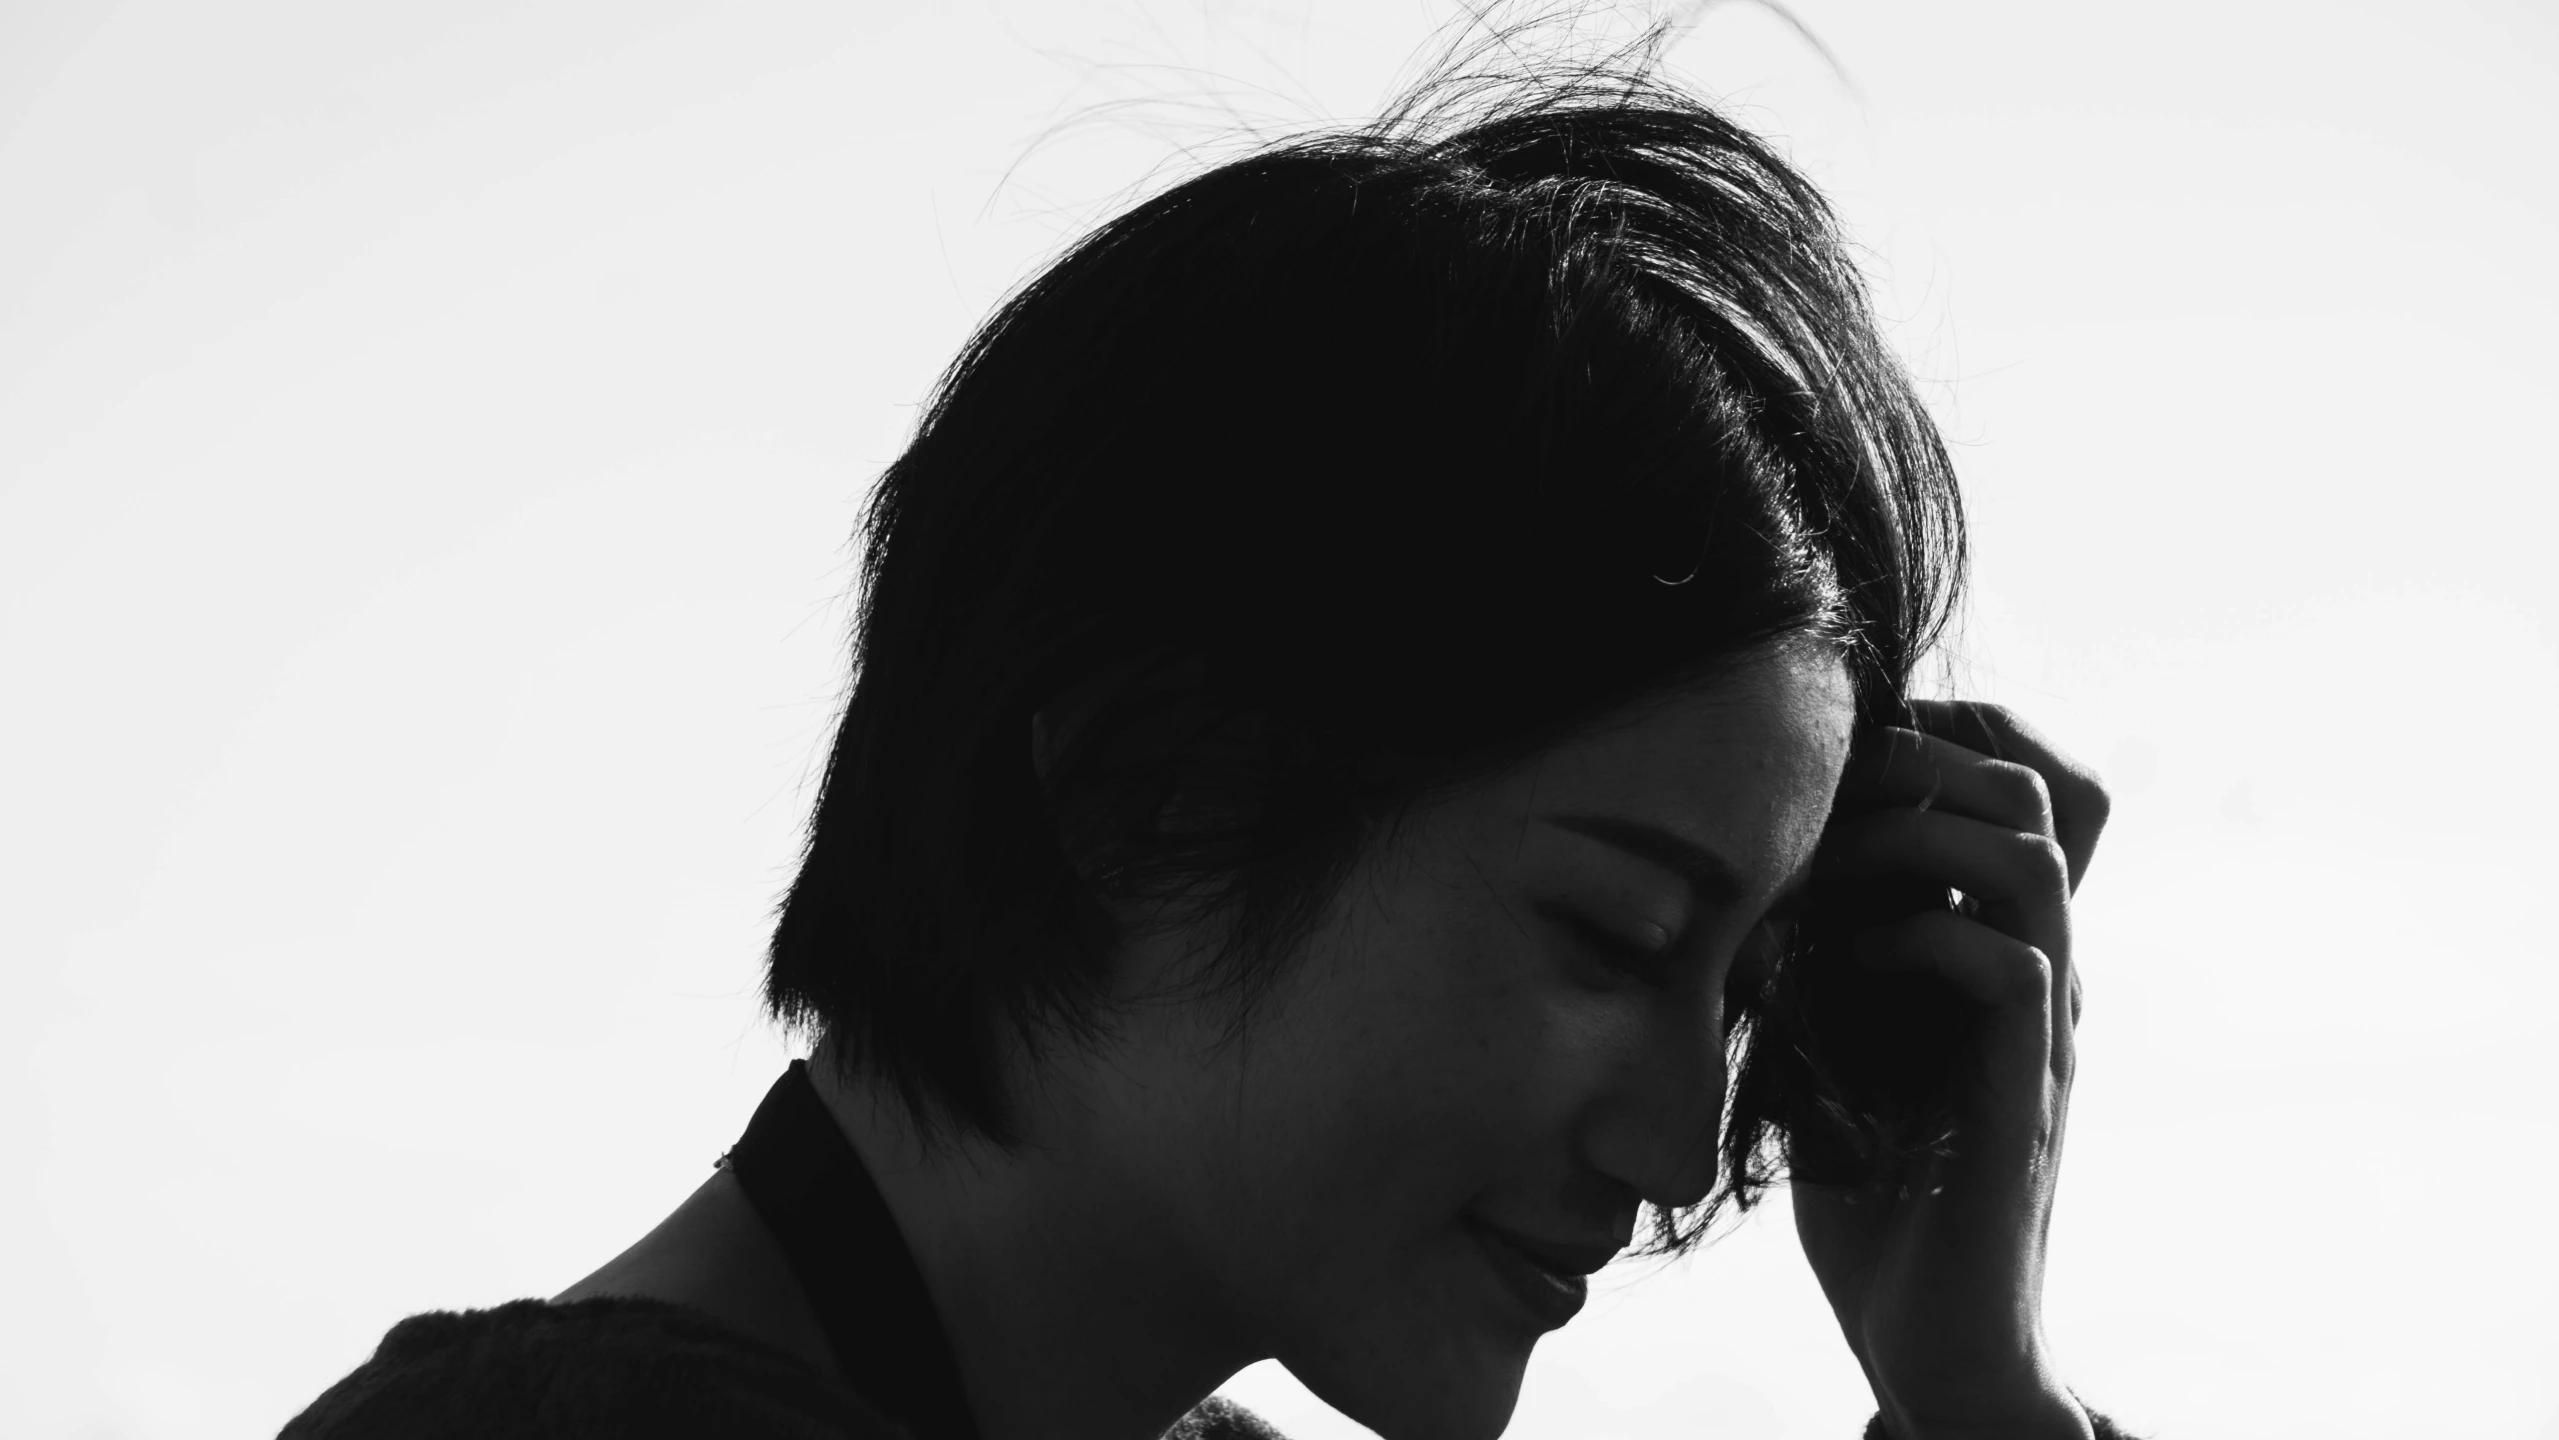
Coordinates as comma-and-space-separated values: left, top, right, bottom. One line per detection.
1464, 1217, 1613, 1330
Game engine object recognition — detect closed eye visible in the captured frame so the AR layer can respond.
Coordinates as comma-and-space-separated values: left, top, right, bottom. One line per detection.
1533, 899, 1674, 984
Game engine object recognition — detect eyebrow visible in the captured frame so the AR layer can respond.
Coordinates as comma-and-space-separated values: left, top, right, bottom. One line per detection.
1537, 812, 1752, 908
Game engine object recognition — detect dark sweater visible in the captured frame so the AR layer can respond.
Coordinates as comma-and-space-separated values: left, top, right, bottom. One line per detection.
279, 1294, 904, 1439
278, 1293, 1282, 1440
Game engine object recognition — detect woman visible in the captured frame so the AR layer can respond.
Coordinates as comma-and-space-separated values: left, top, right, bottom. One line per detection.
284, 41, 2128, 1440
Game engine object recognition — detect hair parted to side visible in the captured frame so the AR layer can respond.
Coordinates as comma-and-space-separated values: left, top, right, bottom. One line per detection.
764, 14, 1967, 1251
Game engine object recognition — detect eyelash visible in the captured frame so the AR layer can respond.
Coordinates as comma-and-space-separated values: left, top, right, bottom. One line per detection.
1539, 903, 1674, 983
1541, 903, 1804, 995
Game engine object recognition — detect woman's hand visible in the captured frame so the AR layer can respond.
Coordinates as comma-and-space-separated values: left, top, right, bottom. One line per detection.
1792, 701, 2110, 1440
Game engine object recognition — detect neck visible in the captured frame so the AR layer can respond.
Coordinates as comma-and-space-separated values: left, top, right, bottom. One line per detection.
803, 1056, 1254, 1440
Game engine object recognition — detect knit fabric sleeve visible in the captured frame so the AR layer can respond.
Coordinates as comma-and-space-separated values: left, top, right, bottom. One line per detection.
1165, 1395, 1293, 1439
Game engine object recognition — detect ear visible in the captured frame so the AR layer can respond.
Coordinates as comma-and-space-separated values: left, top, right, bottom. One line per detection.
1028, 652, 1147, 802
1028, 648, 1200, 881
1030, 691, 1111, 885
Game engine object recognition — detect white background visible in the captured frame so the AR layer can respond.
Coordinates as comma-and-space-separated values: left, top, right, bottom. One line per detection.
5, 1, 2554, 1436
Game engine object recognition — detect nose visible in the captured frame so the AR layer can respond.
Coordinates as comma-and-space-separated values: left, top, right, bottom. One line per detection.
1575, 998, 1728, 1213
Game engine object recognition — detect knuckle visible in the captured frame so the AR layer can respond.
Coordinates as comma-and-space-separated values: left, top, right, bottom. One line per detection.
2005, 944, 2054, 1004
1968, 701, 2022, 751
2080, 774, 2114, 830
2008, 829, 2069, 891
1988, 760, 2054, 826
2062, 763, 2112, 826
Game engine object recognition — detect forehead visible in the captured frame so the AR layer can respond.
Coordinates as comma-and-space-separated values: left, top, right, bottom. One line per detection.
1457, 644, 1854, 893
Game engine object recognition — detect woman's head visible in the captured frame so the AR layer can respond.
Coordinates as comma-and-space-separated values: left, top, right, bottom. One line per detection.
766, 37, 1962, 1360
973, 638, 1854, 1440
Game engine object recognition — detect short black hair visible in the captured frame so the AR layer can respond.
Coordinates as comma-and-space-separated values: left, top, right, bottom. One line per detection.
764, 38, 1966, 1238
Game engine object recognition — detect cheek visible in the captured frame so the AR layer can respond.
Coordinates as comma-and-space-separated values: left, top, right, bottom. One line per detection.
1227, 901, 1614, 1244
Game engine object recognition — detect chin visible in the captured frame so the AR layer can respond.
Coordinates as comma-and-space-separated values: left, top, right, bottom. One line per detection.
1294, 1321, 1540, 1440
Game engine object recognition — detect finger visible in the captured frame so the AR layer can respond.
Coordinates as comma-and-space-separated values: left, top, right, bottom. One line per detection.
1853, 908, 2069, 1097
1875, 708, 2091, 1071
1854, 908, 2049, 1008
1906, 701, 2110, 892
1825, 811, 2076, 1045
1823, 808, 2072, 924
1845, 727, 2055, 837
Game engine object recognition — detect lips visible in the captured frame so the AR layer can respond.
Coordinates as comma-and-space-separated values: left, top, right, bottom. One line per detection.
1476, 1221, 1626, 1278
1465, 1217, 1623, 1329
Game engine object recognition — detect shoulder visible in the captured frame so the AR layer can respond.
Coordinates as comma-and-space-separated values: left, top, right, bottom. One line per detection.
278, 1295, 909, 1440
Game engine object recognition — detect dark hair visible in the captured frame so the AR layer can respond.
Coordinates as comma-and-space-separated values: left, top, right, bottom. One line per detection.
765, 36, 1966, 1244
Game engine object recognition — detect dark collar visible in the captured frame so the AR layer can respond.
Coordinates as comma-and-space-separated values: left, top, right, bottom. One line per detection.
724, 1060, 982, 1440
